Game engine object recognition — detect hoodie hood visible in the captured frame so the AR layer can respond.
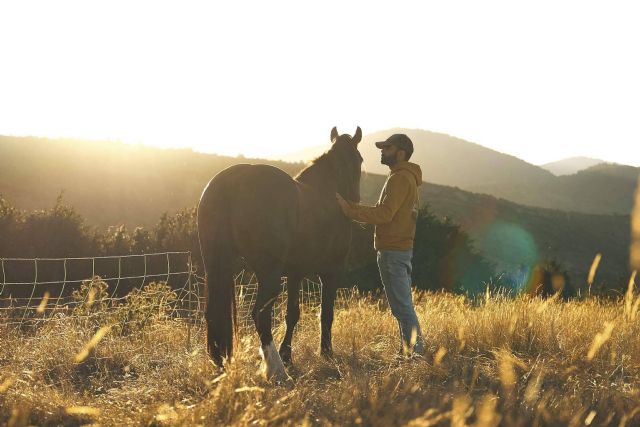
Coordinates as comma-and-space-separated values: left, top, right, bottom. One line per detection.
390, 161, 423, 186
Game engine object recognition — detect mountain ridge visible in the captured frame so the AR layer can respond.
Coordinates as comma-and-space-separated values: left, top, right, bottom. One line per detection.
0, 135, 631, 287
541, 156, 606, 176
279, 128, 637, 215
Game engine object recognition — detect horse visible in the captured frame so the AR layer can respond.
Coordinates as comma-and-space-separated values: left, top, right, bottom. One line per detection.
197, 126, 363, 381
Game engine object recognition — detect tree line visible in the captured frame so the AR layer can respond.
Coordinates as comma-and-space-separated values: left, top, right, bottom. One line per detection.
1, 193, 505, 298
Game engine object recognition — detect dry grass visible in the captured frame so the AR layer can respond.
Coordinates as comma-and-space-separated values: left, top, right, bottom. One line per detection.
2, 287, 640, 426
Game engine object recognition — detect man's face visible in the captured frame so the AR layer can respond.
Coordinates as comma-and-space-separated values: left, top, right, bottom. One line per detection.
380, 145, 399, 166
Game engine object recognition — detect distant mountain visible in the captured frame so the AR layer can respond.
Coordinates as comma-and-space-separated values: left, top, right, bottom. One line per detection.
422, 183, 630, 287
280, 128, 638, 215
281, 128, 557, 189
0, 135, 631, 287
0, 135, 305, 229
541, 157, 605, 176
485, 163, 639, 215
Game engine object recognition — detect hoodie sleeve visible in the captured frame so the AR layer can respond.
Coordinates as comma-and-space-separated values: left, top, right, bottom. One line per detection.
346, 173, 411, 225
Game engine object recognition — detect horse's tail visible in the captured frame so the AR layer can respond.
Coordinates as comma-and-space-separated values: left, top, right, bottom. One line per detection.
199, 203, 236, 367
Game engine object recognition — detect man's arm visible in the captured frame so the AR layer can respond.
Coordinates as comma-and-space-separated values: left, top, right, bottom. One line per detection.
336, 174, 411, 225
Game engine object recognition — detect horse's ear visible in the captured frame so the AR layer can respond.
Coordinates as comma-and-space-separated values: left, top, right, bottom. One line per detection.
330, 127, 339, 144
352, 126, 362, 145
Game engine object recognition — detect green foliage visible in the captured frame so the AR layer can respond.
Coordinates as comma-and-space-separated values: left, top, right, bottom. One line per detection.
0, 196, 199, 259
0, 194, 24, 256
0, 194, 98, 258
413, 208, 496, 294
153, 207, 201, 261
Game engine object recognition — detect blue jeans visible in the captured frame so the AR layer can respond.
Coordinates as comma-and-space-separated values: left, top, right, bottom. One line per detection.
377, 250, 425, 354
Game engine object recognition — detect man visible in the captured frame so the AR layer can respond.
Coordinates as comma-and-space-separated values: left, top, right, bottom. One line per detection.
336, 133, 425, 355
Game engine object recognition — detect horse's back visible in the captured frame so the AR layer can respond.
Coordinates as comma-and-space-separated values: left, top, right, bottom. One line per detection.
200, 164, 296, 208
198, 164, 299, 262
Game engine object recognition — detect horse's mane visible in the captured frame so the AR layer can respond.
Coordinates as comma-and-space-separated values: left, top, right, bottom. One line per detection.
294, 150, 332, 182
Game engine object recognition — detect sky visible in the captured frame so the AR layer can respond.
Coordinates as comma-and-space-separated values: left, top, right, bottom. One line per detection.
1, 1, 639, 166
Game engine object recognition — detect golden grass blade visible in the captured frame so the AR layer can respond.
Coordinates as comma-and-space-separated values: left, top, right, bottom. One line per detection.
584, 410, 597, 425
587, 253, 602, 294
0, 377, 15, 393
451, 395, 471, 427
434, 347, 447, 366
524, 370, 544, 405
475, 394, 501, 427
86, 287, 96, 308
74, 325, 112, 363
36, 291, 50, 314
234, 386, 265, 393
624, 271, 637, 319
66, 406, 101, 416
536, 291, 559, 313
497, 350, 516, 399
209, 373, 227, 385
586, 321, 615, 361
8, 406, 30, 427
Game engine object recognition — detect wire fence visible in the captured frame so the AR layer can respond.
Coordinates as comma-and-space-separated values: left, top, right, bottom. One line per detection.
0, 252, 354, 335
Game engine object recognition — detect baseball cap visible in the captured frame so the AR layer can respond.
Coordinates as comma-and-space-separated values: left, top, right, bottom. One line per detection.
374, 134, 414, 158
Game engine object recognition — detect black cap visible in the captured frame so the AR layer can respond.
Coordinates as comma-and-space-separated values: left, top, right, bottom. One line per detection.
375, 134, 414, 158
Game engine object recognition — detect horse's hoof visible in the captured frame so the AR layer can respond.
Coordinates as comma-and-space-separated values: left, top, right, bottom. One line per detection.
261, 342, 290, 383
320, 348, 334, 360
279, 344, 293, 367
277, 374, 295, 389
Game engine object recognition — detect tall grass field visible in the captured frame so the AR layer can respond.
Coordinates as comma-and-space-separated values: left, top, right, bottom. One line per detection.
2, 276, 640, 426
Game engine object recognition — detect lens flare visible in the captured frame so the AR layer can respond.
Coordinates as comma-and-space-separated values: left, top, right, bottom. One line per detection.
476, 220, 539, 291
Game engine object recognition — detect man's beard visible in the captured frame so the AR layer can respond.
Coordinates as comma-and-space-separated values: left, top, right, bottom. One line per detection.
381, 153, 397, 166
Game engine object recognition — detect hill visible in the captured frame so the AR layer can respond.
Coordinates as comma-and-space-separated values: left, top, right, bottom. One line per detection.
0, 135, 304, 229
280, 128, 639, 215
541, 156, 605, 175
282, 128, 557, 189
360, 174, 630, 287
0, 135, 632, 287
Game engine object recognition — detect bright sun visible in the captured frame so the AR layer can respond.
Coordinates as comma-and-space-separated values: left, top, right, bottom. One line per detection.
1, 1, 639, 165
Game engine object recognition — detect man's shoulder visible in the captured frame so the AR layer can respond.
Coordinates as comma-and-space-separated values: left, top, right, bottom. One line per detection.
388, 169, 416, 186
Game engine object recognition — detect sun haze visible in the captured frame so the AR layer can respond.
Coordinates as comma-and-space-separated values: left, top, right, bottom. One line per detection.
0, 1, 638, 165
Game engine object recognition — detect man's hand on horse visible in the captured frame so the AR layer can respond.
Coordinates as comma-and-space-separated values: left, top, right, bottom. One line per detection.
335, 193, 351, 215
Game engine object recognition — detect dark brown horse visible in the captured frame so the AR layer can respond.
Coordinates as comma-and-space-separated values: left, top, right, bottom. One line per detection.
197, 127, 362, 381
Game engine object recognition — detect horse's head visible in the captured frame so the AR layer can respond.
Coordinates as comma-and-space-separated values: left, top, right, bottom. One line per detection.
329, 126, 363, 203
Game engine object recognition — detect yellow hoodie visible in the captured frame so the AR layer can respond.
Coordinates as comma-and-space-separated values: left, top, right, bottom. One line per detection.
346, 161, 422, 250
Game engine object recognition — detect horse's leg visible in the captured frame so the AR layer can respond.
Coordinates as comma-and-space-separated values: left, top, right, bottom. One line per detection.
252, 268, 290, 382
319, 272, 340, 358
279, 274, 302, 366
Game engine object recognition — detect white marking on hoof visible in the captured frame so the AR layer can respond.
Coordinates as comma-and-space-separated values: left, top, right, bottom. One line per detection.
260, 341, 290, 383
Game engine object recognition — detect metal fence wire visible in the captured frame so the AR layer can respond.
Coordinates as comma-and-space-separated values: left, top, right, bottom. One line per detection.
0, 252, 353, 334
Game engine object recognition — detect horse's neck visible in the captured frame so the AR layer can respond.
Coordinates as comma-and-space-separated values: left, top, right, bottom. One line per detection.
295, 166, 342, 222
296, 164, 335, 194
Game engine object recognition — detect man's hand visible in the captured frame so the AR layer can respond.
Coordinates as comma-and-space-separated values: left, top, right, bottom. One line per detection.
335, 193, 351, 216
